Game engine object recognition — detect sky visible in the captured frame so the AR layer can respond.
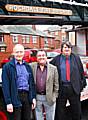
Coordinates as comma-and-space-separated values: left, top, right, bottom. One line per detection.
26, 25, 52, 31
28, 25, 60, 31
36, 25, 53, 31
36, 25, 64, 31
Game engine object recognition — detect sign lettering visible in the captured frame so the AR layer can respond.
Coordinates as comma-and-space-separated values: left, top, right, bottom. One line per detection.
5, 4, 72, 16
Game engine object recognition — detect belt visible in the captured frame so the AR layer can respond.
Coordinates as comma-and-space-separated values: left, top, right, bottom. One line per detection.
62, 82, 71, 87
37, 92, 46, 95
18, 89, 29, 93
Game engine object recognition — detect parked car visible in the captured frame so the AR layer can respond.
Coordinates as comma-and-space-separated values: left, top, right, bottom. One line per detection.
47, 51, 59, 58
80, 56, 88, 78
23, 49, 37, 63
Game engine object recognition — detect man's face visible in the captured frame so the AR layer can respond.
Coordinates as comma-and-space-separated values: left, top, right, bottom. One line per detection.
13, 45, 24, 61
37, 51, 47, 65
62, 44, 71, 56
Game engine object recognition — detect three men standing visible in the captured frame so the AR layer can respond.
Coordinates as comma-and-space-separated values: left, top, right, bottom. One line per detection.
2, 41, 86, 120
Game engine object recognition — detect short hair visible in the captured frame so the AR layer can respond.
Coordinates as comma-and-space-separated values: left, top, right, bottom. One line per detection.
37, 49, 47, 56
13, 44, 24, 52
61, 41, 72, 52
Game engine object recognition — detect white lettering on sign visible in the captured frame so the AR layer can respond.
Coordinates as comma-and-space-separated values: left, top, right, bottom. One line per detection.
5, 4, 72, 16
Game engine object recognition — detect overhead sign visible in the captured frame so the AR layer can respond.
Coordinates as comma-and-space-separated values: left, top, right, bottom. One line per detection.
5, 4, 72, 16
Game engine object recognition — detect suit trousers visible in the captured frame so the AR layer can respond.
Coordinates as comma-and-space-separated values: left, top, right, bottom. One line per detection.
54, 84, 81, 120
9, 91, 31, 120
36, 94, 56, 120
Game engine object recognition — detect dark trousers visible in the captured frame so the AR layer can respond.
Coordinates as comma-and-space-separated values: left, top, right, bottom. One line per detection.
54, 85, 81, 120
8, 91, 31, 120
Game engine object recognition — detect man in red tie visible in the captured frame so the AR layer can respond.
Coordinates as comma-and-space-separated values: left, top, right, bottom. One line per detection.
50, 41, 86, 120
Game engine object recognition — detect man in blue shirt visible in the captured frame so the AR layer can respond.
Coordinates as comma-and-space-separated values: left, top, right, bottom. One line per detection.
50, 41, 86, 120
2, 44, 36, 120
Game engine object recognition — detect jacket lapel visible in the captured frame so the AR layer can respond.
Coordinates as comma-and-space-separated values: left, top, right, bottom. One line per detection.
46, 63, 50, 81
31, 63, 37, 83
70, 55, 76, 75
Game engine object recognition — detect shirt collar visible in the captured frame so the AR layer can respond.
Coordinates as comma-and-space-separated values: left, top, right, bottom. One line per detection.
37, 63, 47, 68
15, 59, 25, 65
61, 54, 70, 60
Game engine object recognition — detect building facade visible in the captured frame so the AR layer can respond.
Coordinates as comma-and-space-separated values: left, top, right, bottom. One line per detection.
0, 25, 55, 67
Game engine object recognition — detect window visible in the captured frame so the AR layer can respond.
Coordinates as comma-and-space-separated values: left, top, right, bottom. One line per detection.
26, 35, 30, 43
55, 31, 58, 36
0, 34, 3, 42
22, 35, 25, 43
51, 32, 54, 36
22, 35, 30, 43
69, 32, 75, 45
32, 36, 37, 43
44, 37, 48, 44
0, 47, 6, 52
12, 35, 18, 43
62, 35, 65, 42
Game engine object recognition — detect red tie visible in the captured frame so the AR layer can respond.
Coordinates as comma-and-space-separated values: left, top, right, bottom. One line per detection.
66, 57, 70, 81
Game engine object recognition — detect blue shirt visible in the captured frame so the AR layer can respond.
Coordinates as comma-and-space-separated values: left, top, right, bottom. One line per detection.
15, 60, 29, 91
60, 55, 70, 83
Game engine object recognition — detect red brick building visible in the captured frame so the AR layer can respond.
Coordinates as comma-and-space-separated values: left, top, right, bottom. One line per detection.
0, 25, 55, 66
44, 26, 67, 49
66, 26, 88, 56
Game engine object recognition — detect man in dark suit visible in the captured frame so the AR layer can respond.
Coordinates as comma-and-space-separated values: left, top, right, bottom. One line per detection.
50, 41, 86, 120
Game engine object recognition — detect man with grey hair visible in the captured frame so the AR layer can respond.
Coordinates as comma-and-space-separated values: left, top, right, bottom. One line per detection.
2, 44, 36, 120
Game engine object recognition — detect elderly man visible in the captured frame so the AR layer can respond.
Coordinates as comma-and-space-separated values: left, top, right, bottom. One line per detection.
2, 44, 36, 120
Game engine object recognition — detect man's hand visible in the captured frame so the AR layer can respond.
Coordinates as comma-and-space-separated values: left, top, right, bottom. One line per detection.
7, 104, 13, 113
32, 99, 36, 110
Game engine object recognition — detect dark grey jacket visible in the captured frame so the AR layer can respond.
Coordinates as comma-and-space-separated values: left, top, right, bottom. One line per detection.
50, 53, 86, 95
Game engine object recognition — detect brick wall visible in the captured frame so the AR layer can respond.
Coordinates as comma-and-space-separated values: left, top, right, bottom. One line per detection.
0, 52, 11, 68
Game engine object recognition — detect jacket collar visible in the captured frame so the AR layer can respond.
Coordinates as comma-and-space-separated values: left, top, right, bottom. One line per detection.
9, 58, 27, 67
